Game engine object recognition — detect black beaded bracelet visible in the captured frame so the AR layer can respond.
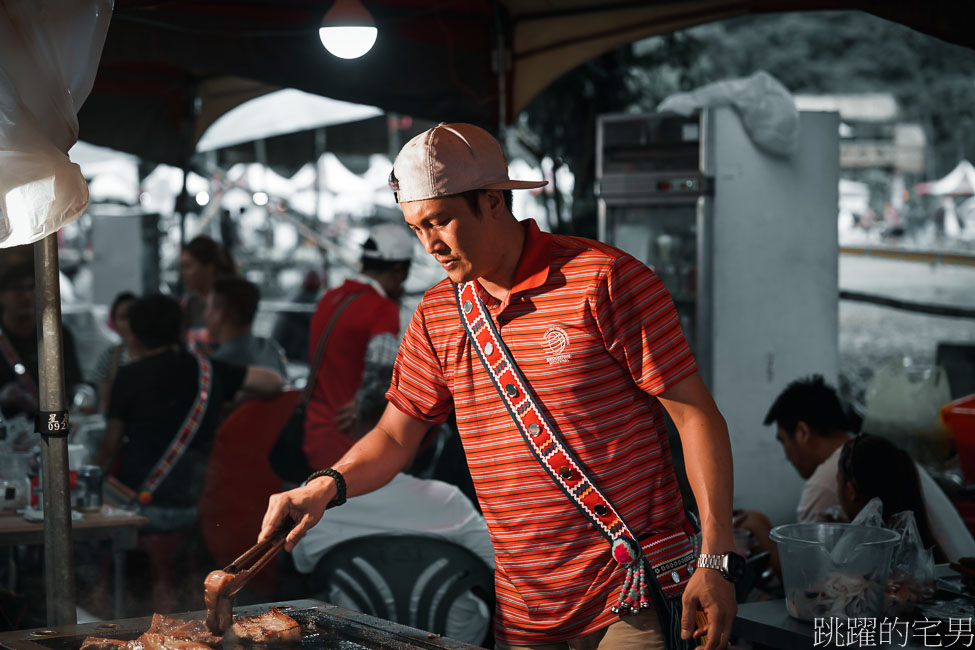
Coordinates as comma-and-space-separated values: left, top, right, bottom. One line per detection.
305, 468, 347, 509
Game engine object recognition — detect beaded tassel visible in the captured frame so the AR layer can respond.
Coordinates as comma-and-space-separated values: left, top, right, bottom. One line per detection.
611, 536, 652, 616
611, 560, 653, 615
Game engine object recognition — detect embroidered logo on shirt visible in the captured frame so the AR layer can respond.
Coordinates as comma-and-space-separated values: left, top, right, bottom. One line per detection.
543, 326, 571, 365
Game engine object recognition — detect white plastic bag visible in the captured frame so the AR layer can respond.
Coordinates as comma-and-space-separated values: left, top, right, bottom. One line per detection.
0, 0, 113, 248
862, 358, 953, 466
850, 498, 936, 616
657, 70, 799, 157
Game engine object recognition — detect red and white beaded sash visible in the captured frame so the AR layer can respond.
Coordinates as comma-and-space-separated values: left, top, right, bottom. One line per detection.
0, 328, 38, 399
455, 281, 697, 614
136, 352, 213, 505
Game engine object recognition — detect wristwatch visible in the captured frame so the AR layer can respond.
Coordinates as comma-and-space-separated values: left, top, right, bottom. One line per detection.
697, 552, 746, 582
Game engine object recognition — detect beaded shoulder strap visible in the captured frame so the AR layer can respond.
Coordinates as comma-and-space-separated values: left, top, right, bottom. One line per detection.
455, 281, 658, 615
136, 352, 213, 505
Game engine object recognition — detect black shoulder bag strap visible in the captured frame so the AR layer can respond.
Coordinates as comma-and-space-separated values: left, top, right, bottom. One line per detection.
303, 288, 369, 407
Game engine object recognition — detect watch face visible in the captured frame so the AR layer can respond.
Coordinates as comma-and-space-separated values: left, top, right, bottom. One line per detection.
724, 552, 747, 583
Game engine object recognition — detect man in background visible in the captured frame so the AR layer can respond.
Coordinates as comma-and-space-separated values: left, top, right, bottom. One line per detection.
206, 275, 288, 378
0, 262, 83, 418
738, 374, 975, 574
302, 224, 413, 470
765, 375, 852, 523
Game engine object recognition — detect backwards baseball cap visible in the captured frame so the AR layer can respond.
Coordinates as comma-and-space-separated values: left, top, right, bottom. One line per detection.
390, 122, 547, 203
361, 223, 414, 262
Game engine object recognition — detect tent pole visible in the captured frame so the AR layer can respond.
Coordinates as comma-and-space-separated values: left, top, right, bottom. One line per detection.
34, 233, 76, 626
315, 128, 326, 223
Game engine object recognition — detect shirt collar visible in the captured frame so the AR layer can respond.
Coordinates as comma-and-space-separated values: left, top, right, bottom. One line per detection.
474, 219, 552, 309
352, 273, 388, 298
510, 219, 551, 296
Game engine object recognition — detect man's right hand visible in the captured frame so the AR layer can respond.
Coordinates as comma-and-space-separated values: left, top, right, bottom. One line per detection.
259, 476, 336, 551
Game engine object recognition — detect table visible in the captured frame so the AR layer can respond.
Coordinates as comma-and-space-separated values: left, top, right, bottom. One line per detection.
0, 510, 148, 619
734, 600, 820, 649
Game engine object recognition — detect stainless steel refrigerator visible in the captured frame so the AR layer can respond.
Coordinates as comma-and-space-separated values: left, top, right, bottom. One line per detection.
597, 106, 840, 522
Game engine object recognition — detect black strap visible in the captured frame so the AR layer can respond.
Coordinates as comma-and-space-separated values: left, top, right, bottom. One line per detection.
301, 289, 368, 407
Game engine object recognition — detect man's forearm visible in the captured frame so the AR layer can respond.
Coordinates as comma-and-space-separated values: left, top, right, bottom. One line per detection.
259, 402, 432, 549
308, 403, 430, 501
657, 373, 735, 554
243, 366, 283, 395
682, 417, 735, 554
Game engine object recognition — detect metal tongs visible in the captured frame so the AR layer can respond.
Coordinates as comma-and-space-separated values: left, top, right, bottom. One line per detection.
220, 517, 295, 597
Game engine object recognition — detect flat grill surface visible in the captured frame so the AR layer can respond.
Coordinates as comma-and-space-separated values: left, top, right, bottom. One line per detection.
0, 600, 482, 650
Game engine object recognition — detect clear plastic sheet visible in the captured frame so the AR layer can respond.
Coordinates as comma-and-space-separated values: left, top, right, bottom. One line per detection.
862, 358, 953, 466
0, 0, 112, 247
657, 70, 799, 157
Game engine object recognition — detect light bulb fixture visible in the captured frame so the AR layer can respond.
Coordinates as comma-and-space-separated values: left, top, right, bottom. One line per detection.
319, 0, 377, 60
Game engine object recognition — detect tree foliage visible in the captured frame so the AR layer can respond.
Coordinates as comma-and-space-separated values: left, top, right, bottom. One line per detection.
517, 10, 975, 234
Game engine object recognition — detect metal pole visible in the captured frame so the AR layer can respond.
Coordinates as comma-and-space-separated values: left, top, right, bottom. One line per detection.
33, 233, 76, 626
315, 127, 326, 223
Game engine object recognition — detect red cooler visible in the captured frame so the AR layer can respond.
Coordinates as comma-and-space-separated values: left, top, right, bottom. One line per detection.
942, 394, 975, 484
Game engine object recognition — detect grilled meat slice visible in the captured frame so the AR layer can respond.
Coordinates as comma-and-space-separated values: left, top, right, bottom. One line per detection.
203, 570, 236, 635
146, 614, 222, 646
79, 638, 129, 650
80, 631, 212, 650
231, 607, 300, 644
135, 633, 212, 650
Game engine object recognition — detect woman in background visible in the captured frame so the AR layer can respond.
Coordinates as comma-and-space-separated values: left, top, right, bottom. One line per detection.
91, 291, 138, 413
837, 434, 942, 560
180, 236, 236, 352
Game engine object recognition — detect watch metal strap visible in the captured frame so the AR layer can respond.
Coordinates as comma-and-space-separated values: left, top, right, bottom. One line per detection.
697, 553, 723, 572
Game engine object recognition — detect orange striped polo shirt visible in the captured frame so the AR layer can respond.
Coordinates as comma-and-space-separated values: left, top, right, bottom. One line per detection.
387, 219, 696, 644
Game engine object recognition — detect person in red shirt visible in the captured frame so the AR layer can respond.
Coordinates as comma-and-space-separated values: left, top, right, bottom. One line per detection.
302, 224, 413, 470
262, 124, 737, 650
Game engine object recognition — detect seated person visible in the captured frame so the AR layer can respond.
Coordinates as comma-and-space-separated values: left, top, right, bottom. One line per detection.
292, 347, 493, 645
292, 472, 494, 645
837, 433, 941, 558
739, 375, 975, 573
767, 375, 852, 523
180, 236, 237, 353
0, 261, 84, 419
96, 293, 282, 530
205, 275, 288, 378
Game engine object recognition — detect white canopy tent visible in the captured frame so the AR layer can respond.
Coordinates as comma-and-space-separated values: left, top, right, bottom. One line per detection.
195, 88, 383, 153
915, 159, 975, 196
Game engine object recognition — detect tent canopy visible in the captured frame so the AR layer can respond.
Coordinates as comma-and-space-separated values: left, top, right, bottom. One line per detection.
195, 89, 382, 152
81, 1, 975, 165
915, 160, 975, 196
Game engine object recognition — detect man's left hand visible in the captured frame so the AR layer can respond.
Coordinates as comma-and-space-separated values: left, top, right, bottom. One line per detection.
681, 566, 737, 650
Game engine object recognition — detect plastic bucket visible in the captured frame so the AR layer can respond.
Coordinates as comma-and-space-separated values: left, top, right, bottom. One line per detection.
769, 523, 900, 621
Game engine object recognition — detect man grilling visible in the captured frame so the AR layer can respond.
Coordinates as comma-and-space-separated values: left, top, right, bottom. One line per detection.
260, 123, 738, 650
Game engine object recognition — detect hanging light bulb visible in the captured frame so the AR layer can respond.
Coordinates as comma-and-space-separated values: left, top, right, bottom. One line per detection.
319, 0, 377, 60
